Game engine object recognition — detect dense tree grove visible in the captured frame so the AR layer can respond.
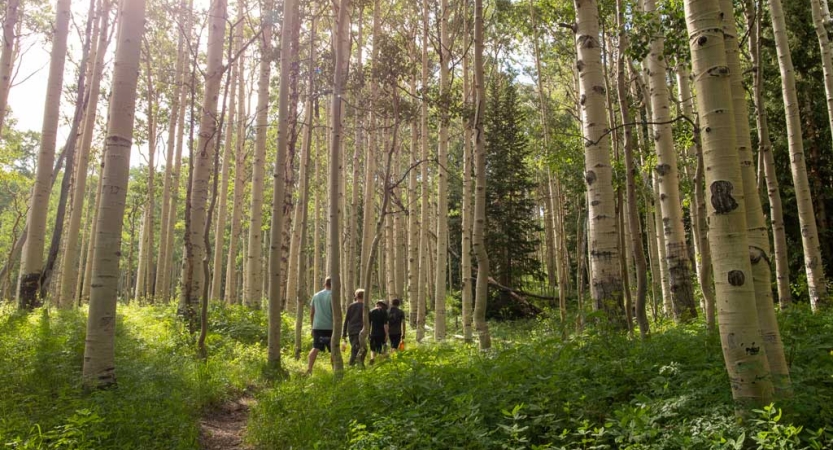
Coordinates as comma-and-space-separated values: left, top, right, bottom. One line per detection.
3, 0, 833, 446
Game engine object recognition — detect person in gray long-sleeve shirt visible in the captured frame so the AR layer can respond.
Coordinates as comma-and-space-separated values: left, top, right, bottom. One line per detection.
343, 289, 365, 366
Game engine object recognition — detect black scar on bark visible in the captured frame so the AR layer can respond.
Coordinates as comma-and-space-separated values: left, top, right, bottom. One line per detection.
697, 36, 708, 46
585, 170, 597, 185
745, 344, 760, 355
728, 270, 745, 286
655, 163, 671, 176
580, 94, 586, 106
591, 200, 600, 206
710, 180, 738, 214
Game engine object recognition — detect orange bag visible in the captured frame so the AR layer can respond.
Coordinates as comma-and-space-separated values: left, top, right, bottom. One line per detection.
398, 340, 405, 351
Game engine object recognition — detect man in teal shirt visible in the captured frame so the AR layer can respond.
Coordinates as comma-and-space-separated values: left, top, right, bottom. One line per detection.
306, 277, 333, 375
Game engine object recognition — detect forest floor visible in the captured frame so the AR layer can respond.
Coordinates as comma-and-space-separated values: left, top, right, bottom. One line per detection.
2, 303, 833, 449
198, 394, 255, 450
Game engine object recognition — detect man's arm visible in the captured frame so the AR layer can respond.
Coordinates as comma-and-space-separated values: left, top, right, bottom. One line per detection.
342, 306, 350, 338
310, 305, 315, 328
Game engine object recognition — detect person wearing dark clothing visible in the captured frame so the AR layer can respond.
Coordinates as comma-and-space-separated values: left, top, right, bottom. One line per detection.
388, 298, 406, 351
343, 289, 365, 366
368, 301, 389, 363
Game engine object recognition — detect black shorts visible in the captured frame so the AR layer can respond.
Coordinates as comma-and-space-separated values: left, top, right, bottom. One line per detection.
389, 334, 402, 350
312, 329, 332, 352
370, 335, 386, 353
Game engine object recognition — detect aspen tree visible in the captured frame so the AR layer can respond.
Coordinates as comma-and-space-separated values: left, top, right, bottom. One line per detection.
472, 0, 490, 349
156, 0, 188, 302
719, 0, 791, 396
328, 0, 351, 374
210, 32, 239, 302
160, 0, 192, 302
82, 0, 146, 389
643, 0, 695, 321
811, 0, 833, 151
0, 0, 20, 137
245, 0, 273, 308
573, 0, 624, 324
291, 13, 316, 358
768, 0, 827, 310
684, 0, 774, 408
135, 52, 157, 301
416, 0, 430, 342
433, 0, 451, 341
746, 0, 790, 307
81, 172, 104, 303
347, 8, 364, 306
266, 0, 301, 369
59, 0, 112, 306
616, 0, 648, 336
225, 4, 246, 304
407, 67, 419, 329
17, 0, 71, 308
461, 0, 473, 343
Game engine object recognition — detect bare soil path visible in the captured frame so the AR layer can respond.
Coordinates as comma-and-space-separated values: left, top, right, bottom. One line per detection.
199, 395, 255, 450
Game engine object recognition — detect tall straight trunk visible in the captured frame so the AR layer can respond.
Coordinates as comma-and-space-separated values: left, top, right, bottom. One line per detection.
461, 12, 473, 343
225, 5, 246, 304
407, 71, 419, 329
82, 170, 104, 303
328, 0, 351, 374
184, 0, 226, 313
59, 0, 112, 306
719, 0, 791, 397
746, 0, 789, 307
573, 0, 624, 325
292, 15, 316, 358
267, 0, 300, 369
616, 0, 648, 337
17, 0, 72, 308
643, 0, 696, 321
0, 0, 20, 137
472, 0, 490, 349
433, 0, 450, 341
136, 53, 157, 301
210, 41, 238, 302
684, 0, 774, 409
156, 0, 189, 302
245, 1, 272, 308
161, 0, 193, 301
768, 0, 827, 310
347, 10, 363, 308
360, 0, 381, 302
811, 0, 833, 151
82, 0, 146, 389
677, 63, 715, 322
416, 0, 430, 342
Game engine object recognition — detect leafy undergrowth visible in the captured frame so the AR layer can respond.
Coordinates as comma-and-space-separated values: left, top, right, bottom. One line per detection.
0, 303, 295, 449
248, 307, 833, 449
2, 302, 832, 449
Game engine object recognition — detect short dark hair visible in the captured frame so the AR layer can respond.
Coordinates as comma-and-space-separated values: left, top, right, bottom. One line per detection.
324, 277, 332, 288
392, 298, 401, 307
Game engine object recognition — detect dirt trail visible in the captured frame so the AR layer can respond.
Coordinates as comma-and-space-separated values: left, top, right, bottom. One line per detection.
199, 395, 255, 450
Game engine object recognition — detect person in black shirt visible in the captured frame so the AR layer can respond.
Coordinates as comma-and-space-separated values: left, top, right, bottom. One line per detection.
342, 289, 365, 366
388, 298, 406, 351
369, 300, 389, 364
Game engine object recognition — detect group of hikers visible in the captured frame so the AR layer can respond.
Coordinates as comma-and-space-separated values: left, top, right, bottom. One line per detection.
306, 277, 407, 375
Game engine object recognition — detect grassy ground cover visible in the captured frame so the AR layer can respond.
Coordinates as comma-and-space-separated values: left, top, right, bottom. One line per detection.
1, 302, 831, 449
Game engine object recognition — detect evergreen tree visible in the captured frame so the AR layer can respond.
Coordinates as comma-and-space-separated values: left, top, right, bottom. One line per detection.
484, 73, 541, 318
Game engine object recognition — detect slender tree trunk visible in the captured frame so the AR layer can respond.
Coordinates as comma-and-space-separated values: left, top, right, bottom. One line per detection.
136, 52, 157, 301
461, 12, 473, 343
616, 0, 648, 337
162, 0, 192, 303
719, 0, 791, 397
574, 0, 624, 325
768, 0, 827, 310
0, 0, 20, 138
416, 0, 430, 343
811, 0, 833, 151
184, 0, 227, 317
224, 4, 246, 304
683, 0, 774, 409
746, 0, 790, 307
407, 70, 420, 330
210, 40, 238, 302
59, 0, 112, 307
433, 0, 450, 341
267, 0, 300, 370
328, 0, 351, 374
472, 0, 490, 349
82, 0, 146, 389
245, 1, 272, 308
17, 0, 72, 308
643, 0, 695, 321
